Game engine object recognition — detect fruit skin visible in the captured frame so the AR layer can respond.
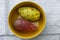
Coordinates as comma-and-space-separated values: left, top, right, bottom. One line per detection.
14, 18, 37, 32
18, 7, 40, 21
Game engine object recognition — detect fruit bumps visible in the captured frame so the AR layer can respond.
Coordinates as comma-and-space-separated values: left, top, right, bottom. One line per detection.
18, 7, 41, 21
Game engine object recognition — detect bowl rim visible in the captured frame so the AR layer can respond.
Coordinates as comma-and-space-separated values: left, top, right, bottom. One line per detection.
8, 1, 46, 39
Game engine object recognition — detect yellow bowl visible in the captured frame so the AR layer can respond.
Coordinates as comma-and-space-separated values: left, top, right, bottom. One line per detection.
8, 1, 46, 39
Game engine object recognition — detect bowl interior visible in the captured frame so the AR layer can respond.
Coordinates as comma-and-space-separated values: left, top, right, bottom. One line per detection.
8, 2, 46, 39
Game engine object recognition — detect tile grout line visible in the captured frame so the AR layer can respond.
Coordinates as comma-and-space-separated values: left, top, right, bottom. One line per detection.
0, 33, 60, 36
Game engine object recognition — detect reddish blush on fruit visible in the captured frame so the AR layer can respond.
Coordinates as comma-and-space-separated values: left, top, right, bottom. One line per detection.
14, 18, 37, 32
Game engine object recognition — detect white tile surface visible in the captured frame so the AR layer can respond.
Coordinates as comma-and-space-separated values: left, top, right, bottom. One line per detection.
0, 0, 60, 40
0, 0, 5, 35
0, 37, 4, 40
